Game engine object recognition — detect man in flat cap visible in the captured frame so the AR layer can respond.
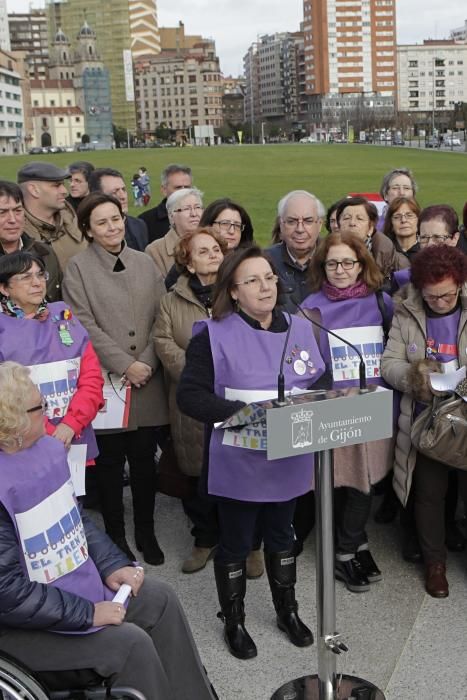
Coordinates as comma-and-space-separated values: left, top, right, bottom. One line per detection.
18, 162, 87, 270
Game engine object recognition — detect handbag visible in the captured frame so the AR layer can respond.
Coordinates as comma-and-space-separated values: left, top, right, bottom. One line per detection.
411, 392, 467, 469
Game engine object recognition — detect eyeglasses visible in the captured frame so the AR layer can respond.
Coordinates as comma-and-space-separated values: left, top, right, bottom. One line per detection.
392, 212, 417, 222
422, 288, 460, 304
324, 259, 359, 271
10, 270, 49, 284
233, 273, 278, 289
389, 185, 413, 193
340, 214, 369, 224
419, 234, 453, 245
173, 205, 203, 214
26, 397, 48, 414
282, 217, 320, 228
213, 220, 245, 233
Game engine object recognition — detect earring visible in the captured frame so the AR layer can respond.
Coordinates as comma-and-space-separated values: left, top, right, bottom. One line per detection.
233, 298, 240, 312
16, 435, 23, 449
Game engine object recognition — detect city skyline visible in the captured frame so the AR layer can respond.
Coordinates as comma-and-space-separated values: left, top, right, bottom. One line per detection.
5, 0, 467, 76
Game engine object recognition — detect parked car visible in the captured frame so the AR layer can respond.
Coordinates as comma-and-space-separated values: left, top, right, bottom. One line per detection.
425, 137, 441, 149
443, 136, 461, 147
392, 137, 405, 146
299, 136, 317, 143
28, 147, 43, 155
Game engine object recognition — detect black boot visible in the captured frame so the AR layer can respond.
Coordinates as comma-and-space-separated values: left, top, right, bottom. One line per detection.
265, 550, 313, 647
135, 530, 165, 566
214, 561, 257, 660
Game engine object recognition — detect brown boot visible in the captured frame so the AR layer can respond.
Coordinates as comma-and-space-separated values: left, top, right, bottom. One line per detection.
182, 545, 216, 574
246, 549, 264, 579
425, 562, 449, 598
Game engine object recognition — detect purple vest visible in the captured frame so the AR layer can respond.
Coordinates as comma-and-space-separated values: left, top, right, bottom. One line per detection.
201, 313, 325, 502
0, 302, 97, 459
393, 268, 411, 291
426, 310, 460, 369
0, 436, 113, 633
302, 291, 393, 390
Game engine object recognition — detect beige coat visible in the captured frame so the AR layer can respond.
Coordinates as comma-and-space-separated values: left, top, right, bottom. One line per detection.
62, 241, 169, 431
145, 227, 180, 278
382, 282, 467, 506
372, 231, 409, 282
154, 275, 208, 475
23, 201, 87, 271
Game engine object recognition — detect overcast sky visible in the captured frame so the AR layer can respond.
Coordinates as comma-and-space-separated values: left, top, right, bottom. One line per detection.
6, 0, 467, 76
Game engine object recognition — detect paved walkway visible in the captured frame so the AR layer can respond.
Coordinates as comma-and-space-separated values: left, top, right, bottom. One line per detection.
98, 491, 467, 700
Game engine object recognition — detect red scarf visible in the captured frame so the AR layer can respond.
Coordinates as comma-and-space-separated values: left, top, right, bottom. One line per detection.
322, 279, 370, 301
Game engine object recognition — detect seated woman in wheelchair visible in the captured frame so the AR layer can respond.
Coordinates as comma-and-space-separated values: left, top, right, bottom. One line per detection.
0, 361, 216, 700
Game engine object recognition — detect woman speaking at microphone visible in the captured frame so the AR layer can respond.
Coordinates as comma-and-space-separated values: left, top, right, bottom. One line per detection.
302, 232, 394, 593
177, 245, 326, 660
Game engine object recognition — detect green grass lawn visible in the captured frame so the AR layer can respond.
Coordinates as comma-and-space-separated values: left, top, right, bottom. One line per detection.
2, 144, 466, 246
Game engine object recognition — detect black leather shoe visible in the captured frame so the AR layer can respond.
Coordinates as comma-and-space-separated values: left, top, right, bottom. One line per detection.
335, 558, 370, 592
135, 533, 165, 566
445, 522, 466, 552
112, 536, 136, 562
402, 532, 423, 563
356, 549, 382, 582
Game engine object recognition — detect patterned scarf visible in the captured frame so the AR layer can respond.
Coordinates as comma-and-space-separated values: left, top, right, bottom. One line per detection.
0, 297, 49, 321
322, 279, 370, 301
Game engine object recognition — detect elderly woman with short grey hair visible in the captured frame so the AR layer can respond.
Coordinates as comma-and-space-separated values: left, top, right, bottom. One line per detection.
146, 187, 204, 277
377, 167, 418, 231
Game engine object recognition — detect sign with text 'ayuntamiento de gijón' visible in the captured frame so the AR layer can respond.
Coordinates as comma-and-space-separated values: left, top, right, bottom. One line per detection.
266, 387, 393, 460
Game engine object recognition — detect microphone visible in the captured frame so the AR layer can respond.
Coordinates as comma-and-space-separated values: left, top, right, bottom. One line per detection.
290, 297, 368, 393
277, 309, 293, 405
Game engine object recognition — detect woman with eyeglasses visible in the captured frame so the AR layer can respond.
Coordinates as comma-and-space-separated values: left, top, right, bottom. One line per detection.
337, 196, 409, 288
145, 187, 203, 278
177, 245, 326, 660
62, 193, 169, 566
0, 251, 103, 463
0, 361, 217, 700
302, 232, 395, 593
200, 198, 254, 249
382, 245, 467, 599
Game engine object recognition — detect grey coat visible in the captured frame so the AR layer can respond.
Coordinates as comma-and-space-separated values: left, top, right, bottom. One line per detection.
62, 241, 169, 431
154, 275, 208, 475
382, 282, 467, 505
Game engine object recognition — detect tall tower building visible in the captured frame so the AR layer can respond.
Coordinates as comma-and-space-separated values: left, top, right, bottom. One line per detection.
0, 0, 10, 51
303, 0, 396, 130
129, 0, 160, 56
46, 0, 160, 130
7, 10, 49, 79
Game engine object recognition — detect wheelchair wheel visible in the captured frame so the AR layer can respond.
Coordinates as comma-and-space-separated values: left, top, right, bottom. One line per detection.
0, 653, 49, 699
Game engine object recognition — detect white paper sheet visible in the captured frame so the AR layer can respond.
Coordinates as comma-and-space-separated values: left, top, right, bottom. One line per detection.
67, 444, 87, 497
429, 365, 467, 401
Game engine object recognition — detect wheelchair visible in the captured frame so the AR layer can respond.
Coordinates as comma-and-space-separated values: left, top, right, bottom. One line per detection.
0, 651, 146, 700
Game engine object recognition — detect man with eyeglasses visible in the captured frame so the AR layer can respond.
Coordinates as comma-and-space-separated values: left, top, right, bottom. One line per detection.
138, 164, 193, 244
17, 162, 87, 273
89, 168, 148, 252
0, 180, 62, 302
267, 190, 325, 310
